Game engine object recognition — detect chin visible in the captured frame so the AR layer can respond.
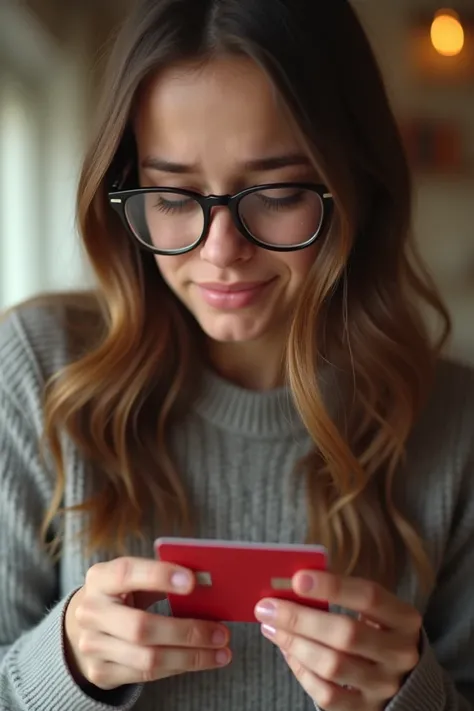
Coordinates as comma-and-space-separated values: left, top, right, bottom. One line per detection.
198, 313, 269, 344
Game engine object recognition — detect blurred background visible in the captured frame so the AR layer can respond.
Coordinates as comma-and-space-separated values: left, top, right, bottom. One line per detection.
1, 0, 473, 362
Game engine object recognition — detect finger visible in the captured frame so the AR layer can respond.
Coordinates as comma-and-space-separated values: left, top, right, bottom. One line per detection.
87, 558, 195, 597
358, 614, 382, 630
76, 600, 229, 648
78, 632, 231, 687
261, 625, 399, 701
255, 599, 418, 668
283, 653, 364, 711
80, 658, 222, 691
292, 571, 421, 634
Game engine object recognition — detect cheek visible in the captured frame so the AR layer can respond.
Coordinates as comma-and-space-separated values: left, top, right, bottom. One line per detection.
282, 245, 318, 283
154, 255, 171, 285
154, 254, 188, 291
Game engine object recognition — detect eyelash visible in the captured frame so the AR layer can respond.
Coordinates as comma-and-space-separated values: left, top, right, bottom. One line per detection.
153, 197, 196, 213
256, 192, 305, 210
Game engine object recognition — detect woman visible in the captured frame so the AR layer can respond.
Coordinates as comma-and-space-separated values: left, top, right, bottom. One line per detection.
0, 0, 473, 709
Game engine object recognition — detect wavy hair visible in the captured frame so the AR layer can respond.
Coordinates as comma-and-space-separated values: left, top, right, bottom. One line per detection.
41, 0, 450, 589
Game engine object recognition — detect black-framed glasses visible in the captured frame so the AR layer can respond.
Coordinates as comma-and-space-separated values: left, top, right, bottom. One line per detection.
108, 182, 334, 255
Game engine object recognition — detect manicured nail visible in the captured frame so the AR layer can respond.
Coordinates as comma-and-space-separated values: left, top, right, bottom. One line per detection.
296, 573, 315, 594
171, 571, 191, 590
215, 649, 230, 666
261, 624, 276, 638
212, 629, 227, 646
255, 601, 276, 620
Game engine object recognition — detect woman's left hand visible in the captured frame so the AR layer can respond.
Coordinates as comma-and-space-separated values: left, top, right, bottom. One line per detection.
254, 570, 422, 711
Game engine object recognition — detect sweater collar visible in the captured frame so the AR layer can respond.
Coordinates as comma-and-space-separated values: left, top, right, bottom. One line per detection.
192, 368, 307, 439
191, 366, 345, 439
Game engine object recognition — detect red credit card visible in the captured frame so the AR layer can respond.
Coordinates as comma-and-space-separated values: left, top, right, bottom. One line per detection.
155, 537, 329, 623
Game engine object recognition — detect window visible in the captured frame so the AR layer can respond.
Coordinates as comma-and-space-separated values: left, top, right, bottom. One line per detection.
0, 1, 92, 311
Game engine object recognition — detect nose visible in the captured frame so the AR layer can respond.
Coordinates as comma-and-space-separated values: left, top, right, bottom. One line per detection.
199, 206, 254, 268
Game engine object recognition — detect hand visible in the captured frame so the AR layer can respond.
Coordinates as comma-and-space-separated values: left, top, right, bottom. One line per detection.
65, 557, 231, 691
254, 571, 422, 711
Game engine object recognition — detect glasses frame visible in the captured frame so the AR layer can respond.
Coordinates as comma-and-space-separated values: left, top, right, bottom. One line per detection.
108, 182, 334, 255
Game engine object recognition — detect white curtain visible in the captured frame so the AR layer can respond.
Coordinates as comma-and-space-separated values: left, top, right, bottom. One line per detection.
0, 0, 92, 311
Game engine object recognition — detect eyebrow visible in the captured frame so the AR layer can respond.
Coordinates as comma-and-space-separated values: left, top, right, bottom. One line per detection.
141, 153, 311, 174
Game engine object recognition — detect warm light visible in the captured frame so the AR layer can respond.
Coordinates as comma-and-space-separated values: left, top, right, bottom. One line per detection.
430, 10, 465, 56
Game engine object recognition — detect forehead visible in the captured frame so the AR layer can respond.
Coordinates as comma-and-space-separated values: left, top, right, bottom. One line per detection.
134, 55, 302, 160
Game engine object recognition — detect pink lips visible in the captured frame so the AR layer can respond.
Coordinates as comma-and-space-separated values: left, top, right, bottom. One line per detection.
196, 280, 274, 309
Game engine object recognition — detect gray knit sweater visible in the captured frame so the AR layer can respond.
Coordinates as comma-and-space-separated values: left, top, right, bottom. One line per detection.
0, 301, 473, 711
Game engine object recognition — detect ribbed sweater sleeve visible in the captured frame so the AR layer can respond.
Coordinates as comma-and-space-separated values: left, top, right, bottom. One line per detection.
0, 315, 142, 711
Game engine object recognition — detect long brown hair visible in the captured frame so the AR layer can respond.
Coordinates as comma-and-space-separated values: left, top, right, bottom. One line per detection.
41, 0, 450, 589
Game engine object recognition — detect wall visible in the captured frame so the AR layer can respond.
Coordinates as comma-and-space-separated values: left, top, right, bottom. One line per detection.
356, 0, 474, 363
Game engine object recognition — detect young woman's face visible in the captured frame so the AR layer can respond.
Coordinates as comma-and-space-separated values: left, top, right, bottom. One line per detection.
134, 55, 320, 346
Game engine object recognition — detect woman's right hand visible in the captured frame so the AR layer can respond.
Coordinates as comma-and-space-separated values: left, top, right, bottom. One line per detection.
64, 557, 231, 691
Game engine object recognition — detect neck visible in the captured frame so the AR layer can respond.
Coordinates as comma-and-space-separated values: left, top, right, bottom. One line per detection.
207, 338, 286, 391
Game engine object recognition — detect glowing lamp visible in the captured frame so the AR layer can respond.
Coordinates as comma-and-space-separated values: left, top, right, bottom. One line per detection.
430, 9, 465, 56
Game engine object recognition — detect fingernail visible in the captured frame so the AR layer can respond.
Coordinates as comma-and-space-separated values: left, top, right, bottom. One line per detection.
296, 573, 314, 594
171, 571, 191, 590
261, 624, 276, 638
215, 649, 230, 666
212, 629, 227, 646
255, 601, 276, 620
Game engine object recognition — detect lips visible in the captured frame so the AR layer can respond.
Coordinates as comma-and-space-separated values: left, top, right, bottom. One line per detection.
197, 281, 269, 293
195, 279, 274, 310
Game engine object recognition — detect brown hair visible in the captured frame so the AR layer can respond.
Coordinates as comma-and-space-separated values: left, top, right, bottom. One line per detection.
41, 0, 450, 589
